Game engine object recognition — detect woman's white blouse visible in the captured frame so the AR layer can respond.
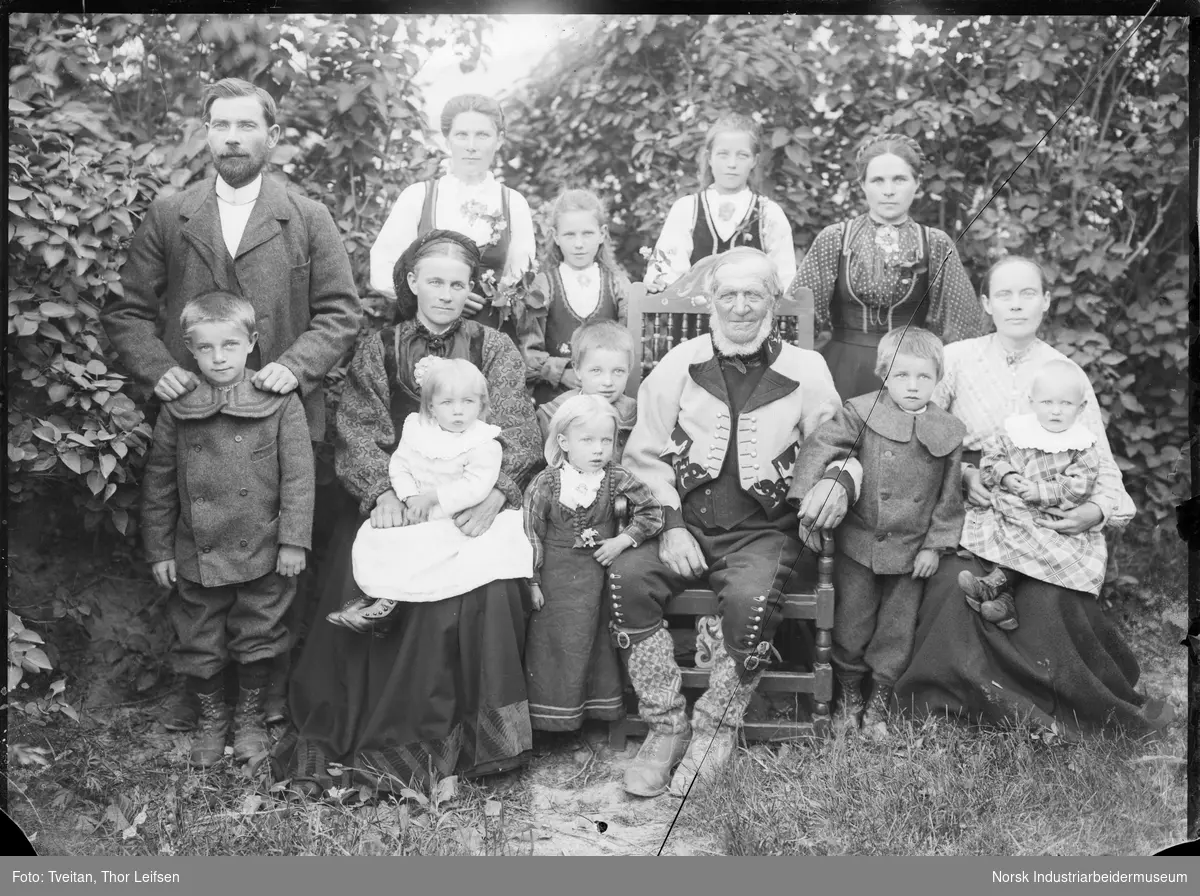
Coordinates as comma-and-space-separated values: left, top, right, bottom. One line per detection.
644, 188, 796, 290
369, 172, 536, 298
933, 334, 1135, 527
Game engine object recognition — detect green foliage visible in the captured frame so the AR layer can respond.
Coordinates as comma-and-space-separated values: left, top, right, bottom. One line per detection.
502, 14, 1189, 524
7, 611, 79, 723
7, 13, 489, 537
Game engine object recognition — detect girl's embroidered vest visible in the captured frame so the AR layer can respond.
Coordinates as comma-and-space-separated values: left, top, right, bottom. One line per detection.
533, 266, 622, 405
689, 191, 766, 264
543, 465, 619, 550
418, 179, 515, 336
831, 217, 931, 334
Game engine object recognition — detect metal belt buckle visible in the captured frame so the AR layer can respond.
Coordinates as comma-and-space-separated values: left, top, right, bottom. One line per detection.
615, 631, 632, 650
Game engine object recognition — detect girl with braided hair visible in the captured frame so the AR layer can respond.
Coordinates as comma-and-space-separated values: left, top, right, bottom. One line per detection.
522, 394, 664, 733
790, 133, 984, 399
272, 229, 542, 794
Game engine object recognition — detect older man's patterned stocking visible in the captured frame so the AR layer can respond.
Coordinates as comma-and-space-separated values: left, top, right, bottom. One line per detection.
691, 638, 764, 735
625, 627, 688, 734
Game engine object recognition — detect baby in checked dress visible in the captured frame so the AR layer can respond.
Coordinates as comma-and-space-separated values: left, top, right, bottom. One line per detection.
958, 359, 1106, 631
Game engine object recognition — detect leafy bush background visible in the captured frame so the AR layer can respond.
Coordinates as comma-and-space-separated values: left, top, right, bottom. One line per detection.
5, 14, 1189, 704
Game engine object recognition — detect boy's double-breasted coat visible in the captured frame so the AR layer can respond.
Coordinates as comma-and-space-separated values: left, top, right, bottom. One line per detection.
140, 377, 315, 588
792, 392, 966, 574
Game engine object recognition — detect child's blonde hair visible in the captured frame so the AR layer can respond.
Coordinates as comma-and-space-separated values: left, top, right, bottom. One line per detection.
543, 394, 619, 468
571, 318, 635, 370
697, 113, 762, 191
541, 188, 622, 276
1029, 359, 1087, 402
417, 358, 490, 423
874, 326, 945, 381
180, 291, 257, 343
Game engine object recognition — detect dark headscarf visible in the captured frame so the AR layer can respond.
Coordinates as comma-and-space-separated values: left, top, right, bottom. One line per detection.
391, 229, 483, 324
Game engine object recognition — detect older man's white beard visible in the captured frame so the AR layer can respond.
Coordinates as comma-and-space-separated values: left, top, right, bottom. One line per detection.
709, 311, 774, 357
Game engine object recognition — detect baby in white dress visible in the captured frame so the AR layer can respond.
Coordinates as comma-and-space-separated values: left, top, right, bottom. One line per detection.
328, 358, 532, 630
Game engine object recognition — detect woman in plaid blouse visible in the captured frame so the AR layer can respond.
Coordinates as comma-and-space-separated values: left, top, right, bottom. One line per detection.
895, 256, 1172, 735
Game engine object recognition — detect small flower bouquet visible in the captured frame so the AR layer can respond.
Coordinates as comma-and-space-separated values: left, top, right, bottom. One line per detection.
639, 245, 674, 288
478, 258, 542, 325
460, 199, 508, 250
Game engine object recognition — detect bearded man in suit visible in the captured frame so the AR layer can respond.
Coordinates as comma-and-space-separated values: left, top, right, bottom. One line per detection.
103, 77, 362, 732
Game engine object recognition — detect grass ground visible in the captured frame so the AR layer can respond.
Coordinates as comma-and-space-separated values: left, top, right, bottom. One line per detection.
6, 520, 1191, 855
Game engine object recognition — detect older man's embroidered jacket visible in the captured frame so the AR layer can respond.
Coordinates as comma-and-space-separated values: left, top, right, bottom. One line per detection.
623, 334, 861, 525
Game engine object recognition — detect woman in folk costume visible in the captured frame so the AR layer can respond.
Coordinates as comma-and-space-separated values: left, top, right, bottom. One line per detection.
788, 133, 984, 399
369, 94, 536, 340
272, 230, 543, 795
643, 113, 796, 291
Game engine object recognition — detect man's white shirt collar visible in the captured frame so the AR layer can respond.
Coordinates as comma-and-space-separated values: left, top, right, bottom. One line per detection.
216, 174, 263, 207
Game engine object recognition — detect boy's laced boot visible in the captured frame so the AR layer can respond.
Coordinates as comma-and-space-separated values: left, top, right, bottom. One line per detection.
161, 684, 200, 732
264, 651, 291, 725
621, 627, 690, 797
188, 676, 231, 768
958, 567, 1011, 613
232, 660, 272, 764
668, 641, 763, 797
834, 670, 866, 734
981, 592, 1020, 631
861, 681, 895, 739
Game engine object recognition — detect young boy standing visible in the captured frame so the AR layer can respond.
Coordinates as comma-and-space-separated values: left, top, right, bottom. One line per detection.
140, 292, 314, 767
791, 327, 966, 737
535, 319, 638, 461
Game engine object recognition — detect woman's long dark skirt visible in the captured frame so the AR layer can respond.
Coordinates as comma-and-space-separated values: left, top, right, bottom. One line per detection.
894, 552, 1170, 735
271, 504, 533, 791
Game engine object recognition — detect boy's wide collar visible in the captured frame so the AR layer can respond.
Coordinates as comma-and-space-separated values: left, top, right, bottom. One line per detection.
164, 373, 289, 421
846, 392, 965, 458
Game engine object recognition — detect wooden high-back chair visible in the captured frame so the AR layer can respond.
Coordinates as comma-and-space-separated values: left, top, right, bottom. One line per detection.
609, 280, 835, 746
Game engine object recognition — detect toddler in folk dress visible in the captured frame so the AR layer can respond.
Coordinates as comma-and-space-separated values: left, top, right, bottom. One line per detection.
329, 358, 533, 630
958, 359, 1106, 631
523, 395, 663, 733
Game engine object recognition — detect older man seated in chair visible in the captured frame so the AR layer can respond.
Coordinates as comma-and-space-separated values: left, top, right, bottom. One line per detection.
613, 246, 859, 798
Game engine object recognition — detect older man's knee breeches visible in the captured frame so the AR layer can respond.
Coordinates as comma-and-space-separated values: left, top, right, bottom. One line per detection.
609, 527, 802, 680
701, 527, 800, 679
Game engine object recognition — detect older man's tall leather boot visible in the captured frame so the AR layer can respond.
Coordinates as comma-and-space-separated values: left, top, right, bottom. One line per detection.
668, 641, 762, 796
623, 627, 690, 797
